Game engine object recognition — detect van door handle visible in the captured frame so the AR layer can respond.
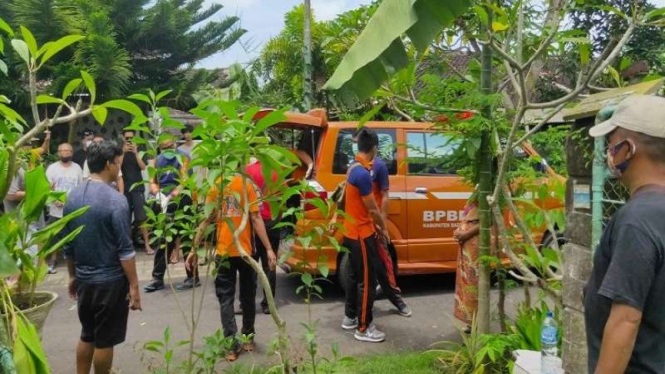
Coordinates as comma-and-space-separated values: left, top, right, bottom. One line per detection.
415, 187, 428, 194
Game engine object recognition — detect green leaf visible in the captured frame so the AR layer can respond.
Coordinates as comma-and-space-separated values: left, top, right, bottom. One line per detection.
36, 95, 65, 105
252, 109, 287, 135
155, 90, 172, 102
14, 314, 50, 374
40, 226, 85, 258
579, 43, 590, 66
11, 39, 30, 64
92, 106, 108, 125
102, 99, 146, 121
323, 0, 473, 105
21, 165, 50, 223
619, 57, 633, 72
20, 26, 38, 58
491, 21, 509, 32
358, 102, 386, 126
62, 78, 82, 99
0, 18, 13, 36
127, 93, 151, 104
39, 35, 84, 67
319, 264, 329, 278
81, 71, 96, 104
607, 66, 621, 87
301, 272, 313, 286
646, 7, 665, 20
473, 5, 489, 26
0, 148, 8, 204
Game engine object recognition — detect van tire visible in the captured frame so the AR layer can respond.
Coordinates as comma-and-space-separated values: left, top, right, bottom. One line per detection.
337, 254, 351, 295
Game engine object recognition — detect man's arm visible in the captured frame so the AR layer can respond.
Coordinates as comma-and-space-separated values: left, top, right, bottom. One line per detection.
112, 201, 140, 310
251, 211, 276, 270
117, 175, 124, 194
380, 189, 389, 225
38, 131, 51, 155
362, 195, 387, 233
120, 257, 141, 310
593, 303, 642, 374
6, 171, 25, 201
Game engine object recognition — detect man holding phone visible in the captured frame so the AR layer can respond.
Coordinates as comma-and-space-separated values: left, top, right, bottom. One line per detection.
121, 130, 153, 255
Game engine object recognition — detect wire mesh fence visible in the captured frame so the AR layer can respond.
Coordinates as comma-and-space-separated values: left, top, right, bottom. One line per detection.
602, 177, 629, 225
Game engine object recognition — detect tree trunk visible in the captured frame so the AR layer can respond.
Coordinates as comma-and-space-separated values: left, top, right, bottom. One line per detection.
303, 0, 313, 110
476, 39, 493, 335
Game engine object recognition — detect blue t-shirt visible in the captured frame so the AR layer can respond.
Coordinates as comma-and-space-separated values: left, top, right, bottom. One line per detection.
63, 180, 135, 284
372, 157, 389, 192
348, 163, 373, 196
155, 149, 190, 191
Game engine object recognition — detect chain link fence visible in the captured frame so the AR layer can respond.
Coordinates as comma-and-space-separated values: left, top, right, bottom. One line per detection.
602, 177, 629, 224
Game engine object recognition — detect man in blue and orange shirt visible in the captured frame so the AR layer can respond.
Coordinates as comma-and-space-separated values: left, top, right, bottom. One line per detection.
341, 128, 389, 343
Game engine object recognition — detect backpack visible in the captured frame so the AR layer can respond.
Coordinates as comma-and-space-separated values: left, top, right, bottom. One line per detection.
331, 162, 364, 212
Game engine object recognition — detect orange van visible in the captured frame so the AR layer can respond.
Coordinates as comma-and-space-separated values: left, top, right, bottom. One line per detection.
259, 109, 564, 287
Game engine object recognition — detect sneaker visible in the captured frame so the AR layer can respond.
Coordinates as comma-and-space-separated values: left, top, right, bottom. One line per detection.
47, 266, 57, 275
175, 278, 201, 291
241, 340, 255, 352
354, 324, 386, 343
397, 303, 412, 317
143, 280, 165, 293
341, 316, 358, 331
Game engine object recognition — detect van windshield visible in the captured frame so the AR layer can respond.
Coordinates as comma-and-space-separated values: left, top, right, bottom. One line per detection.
268, 127, 322, 162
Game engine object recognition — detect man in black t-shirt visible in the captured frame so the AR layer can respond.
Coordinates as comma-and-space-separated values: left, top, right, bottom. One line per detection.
73, 129, 94, 168
121, 130, 153, 254
585, 94, 665, 374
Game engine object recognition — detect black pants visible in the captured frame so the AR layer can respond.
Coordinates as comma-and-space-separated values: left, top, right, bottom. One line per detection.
255, 220, 281, 308
151, 194, 196, 282
215, 256, 256, 346
344, 235, 379, 332
374, 238, 404, 308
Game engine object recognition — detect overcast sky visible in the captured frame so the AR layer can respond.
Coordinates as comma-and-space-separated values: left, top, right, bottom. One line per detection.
197, 0, 373, 69
197, 0, 665, 70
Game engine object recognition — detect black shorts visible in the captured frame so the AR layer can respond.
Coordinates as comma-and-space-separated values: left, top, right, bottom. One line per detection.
77, 277, 130, 348
125, 190, 148, 223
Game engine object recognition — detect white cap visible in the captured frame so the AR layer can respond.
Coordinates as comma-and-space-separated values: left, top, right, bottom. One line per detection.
589, 95, 665, 138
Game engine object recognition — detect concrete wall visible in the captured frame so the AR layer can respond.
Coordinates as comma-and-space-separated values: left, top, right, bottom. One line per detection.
562, 118, 594, 374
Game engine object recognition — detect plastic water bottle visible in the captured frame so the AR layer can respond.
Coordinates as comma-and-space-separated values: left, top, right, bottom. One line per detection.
541, 311, 559, 374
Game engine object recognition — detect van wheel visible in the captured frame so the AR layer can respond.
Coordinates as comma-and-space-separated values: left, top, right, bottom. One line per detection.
337, 254, 351, 295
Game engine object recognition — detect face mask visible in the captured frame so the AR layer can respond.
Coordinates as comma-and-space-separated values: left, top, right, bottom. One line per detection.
60, 156, 72, 163
606, 140, 634, 179
84, 140, 92, 148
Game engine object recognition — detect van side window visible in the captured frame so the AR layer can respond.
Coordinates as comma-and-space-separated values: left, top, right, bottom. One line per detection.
406, 132, 459, 175
332, 129, 397, 175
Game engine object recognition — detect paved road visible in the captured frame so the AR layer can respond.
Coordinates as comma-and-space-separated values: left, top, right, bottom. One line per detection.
40, 253, 523, 374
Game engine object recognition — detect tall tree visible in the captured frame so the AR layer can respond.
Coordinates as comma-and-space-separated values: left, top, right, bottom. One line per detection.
0, 0, 245, 109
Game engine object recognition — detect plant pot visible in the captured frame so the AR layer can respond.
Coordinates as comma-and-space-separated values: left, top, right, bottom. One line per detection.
5, 291, 58, 337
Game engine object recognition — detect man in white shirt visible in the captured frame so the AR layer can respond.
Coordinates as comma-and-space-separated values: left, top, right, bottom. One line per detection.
46, 143, 83, 273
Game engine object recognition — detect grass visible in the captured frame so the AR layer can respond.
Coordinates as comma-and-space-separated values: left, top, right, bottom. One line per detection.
223, 351, 441, 374
320, 351, 440, 374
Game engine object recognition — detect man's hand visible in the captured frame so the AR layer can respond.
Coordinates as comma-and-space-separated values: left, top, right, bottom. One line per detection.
150, 183, 159, 195
129, 284, 142, 311
267, 249, 277, 271
44, 131, 51, 140
68, 278, 78, 300
185, 252, 198, 273
130, 144, 138, 153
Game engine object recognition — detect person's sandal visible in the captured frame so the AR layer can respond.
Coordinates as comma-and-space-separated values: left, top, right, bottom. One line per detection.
226, 346, 241, 362
241, 341, 255, 352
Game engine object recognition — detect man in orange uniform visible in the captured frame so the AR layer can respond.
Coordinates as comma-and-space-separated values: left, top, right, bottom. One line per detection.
186, 174, 276, 361
341, 128, 389, 343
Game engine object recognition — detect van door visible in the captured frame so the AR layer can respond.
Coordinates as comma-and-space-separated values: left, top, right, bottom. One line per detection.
404, 131, 469, 263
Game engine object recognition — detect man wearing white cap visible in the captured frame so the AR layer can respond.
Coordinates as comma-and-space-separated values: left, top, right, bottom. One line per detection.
585, 94, 665, 374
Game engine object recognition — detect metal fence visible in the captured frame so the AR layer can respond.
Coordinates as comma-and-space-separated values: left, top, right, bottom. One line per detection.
591, 137, 629, 248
